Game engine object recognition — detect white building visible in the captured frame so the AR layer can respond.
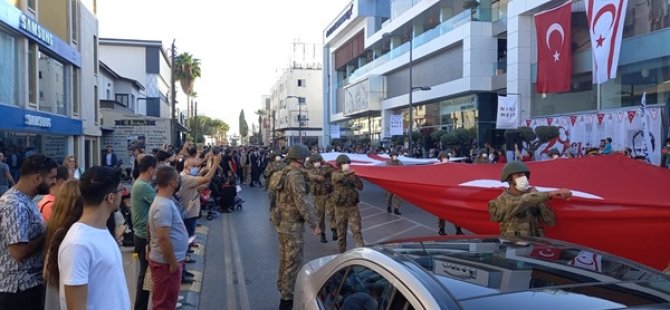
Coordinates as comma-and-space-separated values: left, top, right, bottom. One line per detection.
323, 0, 669, 158
267, 42, 324, 147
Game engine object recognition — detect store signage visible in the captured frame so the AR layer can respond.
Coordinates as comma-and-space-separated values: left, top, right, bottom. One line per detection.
24, 114, 52, 128
19, 14, 54, 47
326, 4, 354, 38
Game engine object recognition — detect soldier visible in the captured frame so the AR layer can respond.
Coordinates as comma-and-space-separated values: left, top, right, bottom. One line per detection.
273, 144, 319, 310
331, 154, 365, 253
488, 161, 571, 238
435, 151, 464, 235
384, 152, 403, 215
264, 151, 286, 210
308, 153, 337, 243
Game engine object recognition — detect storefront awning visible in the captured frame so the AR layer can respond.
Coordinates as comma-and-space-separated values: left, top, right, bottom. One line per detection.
100, 126, 115, 133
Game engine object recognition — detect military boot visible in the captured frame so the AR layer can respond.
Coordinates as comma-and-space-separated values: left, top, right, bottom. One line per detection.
331, 228, 338, 241
394, 208, 402, 215
387, 206, 392, 213
456, 226, 464, 235
438, 228, 447, 235
320, 232, 327, 243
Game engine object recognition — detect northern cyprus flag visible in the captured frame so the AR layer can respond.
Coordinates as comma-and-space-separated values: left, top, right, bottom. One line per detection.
585, 0, 629, 84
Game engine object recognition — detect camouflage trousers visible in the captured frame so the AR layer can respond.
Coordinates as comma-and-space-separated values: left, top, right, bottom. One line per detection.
335, 205, 364, 253
277, 232, 304, 300
385, 192, 402, 208
315, 194, 336, 233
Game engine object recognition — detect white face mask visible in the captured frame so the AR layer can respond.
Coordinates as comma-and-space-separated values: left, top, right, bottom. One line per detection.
514, 175, 531, 192
275, 156, 282, 162
313, 162, 321, 168
341, 164, 350, 172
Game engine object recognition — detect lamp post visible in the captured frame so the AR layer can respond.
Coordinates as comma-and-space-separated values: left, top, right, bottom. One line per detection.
287, 96, 305, 144
382, 33, 431, 153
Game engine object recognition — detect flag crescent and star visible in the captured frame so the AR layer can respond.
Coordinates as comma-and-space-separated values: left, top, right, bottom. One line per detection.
585, 0, 628, 84
535, 1, 572, 93
546, 23, 565, 62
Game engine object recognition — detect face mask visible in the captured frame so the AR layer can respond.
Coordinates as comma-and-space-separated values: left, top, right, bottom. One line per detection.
313, 162, 321, 168
342, 164, 350, 172
275, 156, 282, 162
391, 156, 398, 161
514, 175, 531, 192
190, 167, 199, 176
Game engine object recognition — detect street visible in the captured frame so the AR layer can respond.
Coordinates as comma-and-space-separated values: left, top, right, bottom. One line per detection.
196, 180, 462, 310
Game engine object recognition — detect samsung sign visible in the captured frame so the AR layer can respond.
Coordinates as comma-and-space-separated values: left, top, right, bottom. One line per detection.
326, 4, 354, 38
19, 14, 54, 47
25, 115, 52, 128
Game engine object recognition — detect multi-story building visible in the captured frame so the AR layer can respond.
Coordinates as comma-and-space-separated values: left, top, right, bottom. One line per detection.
0, 0, 100, 168
260, 95, 272, 146
267, 42, 324, 147
323, 0, 668, 159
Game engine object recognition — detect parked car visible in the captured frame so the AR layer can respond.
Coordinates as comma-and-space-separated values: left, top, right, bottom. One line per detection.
294, 236, 670, 310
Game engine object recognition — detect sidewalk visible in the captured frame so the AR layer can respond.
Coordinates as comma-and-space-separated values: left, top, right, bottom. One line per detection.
122, 218, 212, 309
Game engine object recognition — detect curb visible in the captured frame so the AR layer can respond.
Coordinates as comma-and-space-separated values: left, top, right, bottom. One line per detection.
179, 219, 211, 310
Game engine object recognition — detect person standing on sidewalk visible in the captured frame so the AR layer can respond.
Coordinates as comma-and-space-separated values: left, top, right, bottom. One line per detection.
384, 152, 403, 215
58, 166, 129, 309
308, 153, 337, 243
148, 166, 189, 310
0, 152, 16, 196
0, 154, 57, 309
131, 155, 157, 310
331, 154, 365, 254
274, 145, 319, 310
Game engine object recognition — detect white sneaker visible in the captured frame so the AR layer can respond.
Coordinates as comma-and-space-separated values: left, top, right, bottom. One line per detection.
176, 302, 183, 308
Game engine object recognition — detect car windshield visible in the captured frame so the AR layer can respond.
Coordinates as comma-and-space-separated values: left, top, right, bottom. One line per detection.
378, 238, 670, 307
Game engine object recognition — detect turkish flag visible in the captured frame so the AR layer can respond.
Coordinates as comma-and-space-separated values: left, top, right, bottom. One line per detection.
535, 1, 572, 93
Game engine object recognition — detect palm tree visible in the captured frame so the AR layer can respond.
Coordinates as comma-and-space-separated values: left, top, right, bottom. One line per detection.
174, 52, 201, 118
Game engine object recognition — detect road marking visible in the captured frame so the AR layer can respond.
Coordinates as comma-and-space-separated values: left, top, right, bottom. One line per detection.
229, 214, 252, 310
359, 201, 436, 231
361, 218, 403, 232
361, 210, 386, 220
370, 224, 421, 244
222, 215, 238, 310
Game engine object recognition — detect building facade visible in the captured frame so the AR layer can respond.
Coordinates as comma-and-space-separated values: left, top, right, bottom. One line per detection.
0, 0, 100, 169
322, 0, 669, 158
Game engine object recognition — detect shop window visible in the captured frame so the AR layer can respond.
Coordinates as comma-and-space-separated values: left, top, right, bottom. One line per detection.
29, 44, 37, 105
0, 31, 18, 106
38, 51, 67, 115
298, 79, 307, 87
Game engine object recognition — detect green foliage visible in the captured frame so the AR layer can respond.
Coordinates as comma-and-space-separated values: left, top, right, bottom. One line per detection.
507, 126, 560, 153
391, 135, 405, 145
431, 130, 448, 143
188, 115, 229, 144
535, 126, 560, 143
330, 138, 342, 146
239, 110, 249, 138
174, 52, 201, 95
441, 127, 476, 148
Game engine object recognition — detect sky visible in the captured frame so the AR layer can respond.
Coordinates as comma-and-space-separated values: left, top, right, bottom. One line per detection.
96, 0, 351, 135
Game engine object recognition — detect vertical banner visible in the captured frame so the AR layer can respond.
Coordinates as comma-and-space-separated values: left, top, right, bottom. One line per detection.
585, 0, 629, 84
496, 95, 520, 129
390, 114, 404, 136
640, 93, 657, 164
330, 124, 341, 139
534, 1, 573, 93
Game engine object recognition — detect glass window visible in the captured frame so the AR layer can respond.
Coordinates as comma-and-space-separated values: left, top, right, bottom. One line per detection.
27, 0, 36, 11
298, 79, 307, 87
29, 44, 37, 105
116, 94, 129, 107
94, 86, 99, 125
38, 51, 67, 115
0, 31, 18, 106
319, 265, 394, 310
72, 68, 79, 114
70, 0, 79, 43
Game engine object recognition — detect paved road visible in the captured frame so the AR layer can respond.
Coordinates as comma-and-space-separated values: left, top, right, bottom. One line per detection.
197, 180, 466, 310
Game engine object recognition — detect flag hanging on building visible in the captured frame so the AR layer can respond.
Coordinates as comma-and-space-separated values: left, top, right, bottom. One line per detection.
585, 0, 629, 84
535, 1, 572, 93
496, 95, 520, 129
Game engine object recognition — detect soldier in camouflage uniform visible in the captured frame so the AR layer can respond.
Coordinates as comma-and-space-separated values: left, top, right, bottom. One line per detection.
273, 145, 319, 310
308, 153, 337, 243
488, 161, 571, 238
436, 151, 464, 235
331, 154, 365, 253
384, 152, 403, 215
264, 151, 286, 212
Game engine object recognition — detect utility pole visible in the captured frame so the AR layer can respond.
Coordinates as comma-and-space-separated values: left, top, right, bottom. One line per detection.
170, 39, 177, 147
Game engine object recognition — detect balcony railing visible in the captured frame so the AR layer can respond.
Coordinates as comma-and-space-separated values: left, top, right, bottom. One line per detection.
342, 10, 473, 87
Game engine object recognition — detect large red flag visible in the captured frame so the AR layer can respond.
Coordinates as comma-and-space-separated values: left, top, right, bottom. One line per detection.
535, 1, 572, 93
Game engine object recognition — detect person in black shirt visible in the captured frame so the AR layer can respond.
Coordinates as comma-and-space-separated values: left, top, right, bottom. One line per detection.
220, 149, 234, 177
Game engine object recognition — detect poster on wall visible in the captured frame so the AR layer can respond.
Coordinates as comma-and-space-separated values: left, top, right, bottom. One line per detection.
496, 95, 519, 129
102, 118, 170, 166
390, 114, 404, 136
42, 136, 67, 163
525, 106, 663, 165
330, 124, 341, 139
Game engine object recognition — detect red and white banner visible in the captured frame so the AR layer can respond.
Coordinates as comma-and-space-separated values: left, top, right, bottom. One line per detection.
585, 0, 629, 84
535, 1, 572, 93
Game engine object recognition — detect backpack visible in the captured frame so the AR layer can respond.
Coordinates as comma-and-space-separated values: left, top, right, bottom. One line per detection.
268, 167, 288, 192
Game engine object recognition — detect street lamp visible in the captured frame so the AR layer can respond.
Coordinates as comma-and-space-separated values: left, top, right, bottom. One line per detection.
382, 33, 431, 153
287, 96, 305, 144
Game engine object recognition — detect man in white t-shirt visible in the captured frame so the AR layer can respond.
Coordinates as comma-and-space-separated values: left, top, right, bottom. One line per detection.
58, 166, 129, 310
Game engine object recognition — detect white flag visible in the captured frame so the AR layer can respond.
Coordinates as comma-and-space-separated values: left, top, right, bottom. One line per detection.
496, 95, 519, 129
330, 124, 340, 139
585, 0, 629, 84
389, 114, 404, 136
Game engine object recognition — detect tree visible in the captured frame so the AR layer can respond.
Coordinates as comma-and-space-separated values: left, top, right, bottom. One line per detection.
239, 110, 249, 141
254, 109, 266, 144
505, 126, 560, 153
174, 52, 201, 118
187, 115, 229, 144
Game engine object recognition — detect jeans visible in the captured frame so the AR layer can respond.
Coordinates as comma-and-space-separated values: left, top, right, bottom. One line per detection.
133, 235, 150, 310
184, 217, 197, 238
0, 284, 45, 310
149, 260, 182, 310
